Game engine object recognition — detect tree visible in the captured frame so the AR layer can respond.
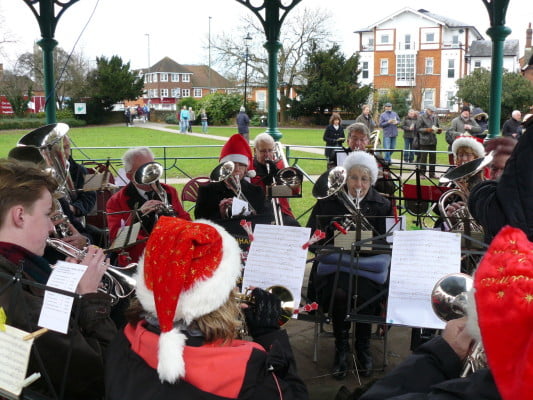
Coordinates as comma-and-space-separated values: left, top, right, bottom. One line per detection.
377, 88, 411, 117
85, 55, 144, 113
198, 92, 243, 125
0, 70, 33, 117
456, 68, 533, 123
290, 44, 372, 123
211, 7, 332, 123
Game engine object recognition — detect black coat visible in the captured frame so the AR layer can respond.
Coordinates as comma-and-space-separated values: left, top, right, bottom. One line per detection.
194, 180, 267, 221
360, 336, 501, 400
501, 117, 522, 137
469, 118, 533, 242
68, 157, 97, 217
323, 124, 345, 157
105, 325, 308, 400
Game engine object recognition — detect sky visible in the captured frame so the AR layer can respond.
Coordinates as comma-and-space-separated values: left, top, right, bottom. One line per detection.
0, 0, 531, 72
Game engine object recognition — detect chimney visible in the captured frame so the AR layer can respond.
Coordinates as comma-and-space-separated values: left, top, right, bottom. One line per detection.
527, 22, 532, 49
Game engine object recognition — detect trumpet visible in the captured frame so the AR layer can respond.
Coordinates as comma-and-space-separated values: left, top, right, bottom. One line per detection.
431, 273, 486, 377
46, 238, 137, 303
234, 285, 295, 327
133, 161, 175, 216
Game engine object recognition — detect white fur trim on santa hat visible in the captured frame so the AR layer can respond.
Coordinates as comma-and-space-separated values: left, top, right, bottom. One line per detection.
158, 329, 187, 383
342, 151, 379, 185
246, 169, 256, 178
220, 153, 250, 167
452, 137, 485, 158
134, 219, 242, 324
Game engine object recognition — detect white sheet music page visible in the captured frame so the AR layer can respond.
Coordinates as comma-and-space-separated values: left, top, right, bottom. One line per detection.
0, 325, 34, 398
386, 230, 461, 329
38, 261, 87, 334
242, 224, 311, 313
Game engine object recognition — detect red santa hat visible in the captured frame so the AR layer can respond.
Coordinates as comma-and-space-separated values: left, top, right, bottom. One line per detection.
468, 226, 533, 400
452, 135, 485, 158
135, 216, 242, 383
219, 134, 256, 178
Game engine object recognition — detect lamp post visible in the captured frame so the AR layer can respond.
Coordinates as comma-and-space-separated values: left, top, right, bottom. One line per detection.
208, 16, 212, 93
22, 0, 80, 124
243, 33, 252, 110
145, 34, 151, 71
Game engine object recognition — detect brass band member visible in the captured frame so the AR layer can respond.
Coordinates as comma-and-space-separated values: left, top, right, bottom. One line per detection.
0, 159, 115, 399
307, 152, 392, 379
105, 217, 308, 400
106, 147, 190, 264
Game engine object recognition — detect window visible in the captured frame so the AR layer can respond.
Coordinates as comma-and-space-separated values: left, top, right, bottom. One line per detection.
380, 59, 388, 75
171, 88, 181, 98
146, 74, 152, 83
404, 34, 411, 50
257, 91, 266, 110
396, 54, 415, 82
448, 59, 455, 78
425, 57, 434, 74
194, 88, 202, 97
182, 89, 190, 97
152, 89, 158, 97
380, 34, 389, 44
160, 89, 168, 97
182, 74, 190, 82
425, 32, 435, 42
153, 74, 158, 83
160, 73, 168, 82
210, 88, 217, 94
452, 35, 459, 44
423, 89, 434, 109
171, 73, 179, 82
447, 91, 455, 109
474, 61, 482, 69
362, 61, 369, 79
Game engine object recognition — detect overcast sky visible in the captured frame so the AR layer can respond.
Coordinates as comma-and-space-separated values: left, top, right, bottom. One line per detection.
0, 0, 530, 72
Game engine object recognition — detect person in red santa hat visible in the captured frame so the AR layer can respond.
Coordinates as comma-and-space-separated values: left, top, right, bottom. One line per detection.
359, 225, 533, 400
195, 134, 267, 221
105, 216, 308, 400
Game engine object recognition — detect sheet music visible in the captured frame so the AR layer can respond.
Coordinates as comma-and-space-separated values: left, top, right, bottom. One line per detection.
386, 230, 461, 329
385, 216, 406, 243
38, 261, 87, 334
0, 325, 34, 398
334, 230, 373, 251
231, 197, 251, 217
242, 224, 311, 313
109, 222, 141, 250
83, 172, 106, 191
336, 151, 348, 166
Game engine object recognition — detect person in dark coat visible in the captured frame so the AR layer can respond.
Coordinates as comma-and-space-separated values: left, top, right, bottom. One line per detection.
400, 109, 418, 163
469, 115, 533, 242
0, 159, 116, 400
415, 105, 442, 178
355, 104, 377, 133
501, 110, 522, 138
105, 217, 309, 400
236, 106, 251, 142
307, 152, 392, 380
323, 112, 345, 158
195, 134, 267, 221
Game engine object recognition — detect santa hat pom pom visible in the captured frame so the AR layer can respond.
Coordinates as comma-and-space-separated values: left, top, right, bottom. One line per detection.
157, 329, 187, 383
247, 169, 256, 178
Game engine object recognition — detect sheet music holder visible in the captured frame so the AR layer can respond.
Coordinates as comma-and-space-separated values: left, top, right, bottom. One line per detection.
83, 172, 107, 191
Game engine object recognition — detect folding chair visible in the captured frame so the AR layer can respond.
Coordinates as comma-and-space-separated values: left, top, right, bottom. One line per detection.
401, 183, 451, 228
180, 176, 210, 212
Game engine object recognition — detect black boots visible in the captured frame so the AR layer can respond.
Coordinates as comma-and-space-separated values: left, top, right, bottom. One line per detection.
332, 330, 350, 380
355, 323, 373, 377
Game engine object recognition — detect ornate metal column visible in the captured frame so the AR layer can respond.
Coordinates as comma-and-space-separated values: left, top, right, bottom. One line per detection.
236, 0, 301, 141
22, 0, 80, 123
482, 0, 511, 138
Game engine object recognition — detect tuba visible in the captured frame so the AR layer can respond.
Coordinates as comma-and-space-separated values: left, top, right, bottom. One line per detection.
46, 237, 137, 304
210, 161, 256, 217
133, 161, 175, 216
431, 273, 486, 376
17, 123, 75, 237
438, 152, 493, 233
313, 166, 374, 232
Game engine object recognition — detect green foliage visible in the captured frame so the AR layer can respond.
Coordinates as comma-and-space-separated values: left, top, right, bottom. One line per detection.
290, 44, 372, 123
198, 93, 243, 125
456, 68, 533, 122
0, 117, 85, 130
178, 97, 199, 110
85, 55, 144, 113
165, 114, 179, 124
377, 88, 411, 117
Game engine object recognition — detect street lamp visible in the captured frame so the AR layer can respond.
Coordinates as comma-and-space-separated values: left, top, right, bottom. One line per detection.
243, 33, 252, 109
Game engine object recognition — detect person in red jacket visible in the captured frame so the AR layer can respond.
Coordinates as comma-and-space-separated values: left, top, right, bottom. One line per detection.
106, 147, 190, 265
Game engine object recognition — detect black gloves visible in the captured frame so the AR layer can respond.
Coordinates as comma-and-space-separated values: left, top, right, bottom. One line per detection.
243, 288, 283, 338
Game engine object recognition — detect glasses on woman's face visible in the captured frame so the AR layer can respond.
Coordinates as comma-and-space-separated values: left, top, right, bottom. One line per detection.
456, 151, 476, 165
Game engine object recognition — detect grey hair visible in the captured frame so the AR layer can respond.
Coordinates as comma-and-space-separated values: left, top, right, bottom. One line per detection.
122, 147, 154, 172
346, 122, 370, 139
253, 132, 275, 148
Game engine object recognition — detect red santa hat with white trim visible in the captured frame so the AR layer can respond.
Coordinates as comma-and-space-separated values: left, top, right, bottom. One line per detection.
135, 216, 242, 383
219, 134, 256, 178
452, 135, 485, 159
466, 226, 533, 399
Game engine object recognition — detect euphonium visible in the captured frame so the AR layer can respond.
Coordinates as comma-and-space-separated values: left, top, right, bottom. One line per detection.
438, 153, 493, 233
46, 238, 137, 303
431, 273, 487, 377
210, 161, 256, 216
133, 161, 175, 216
312, 166, 374, 231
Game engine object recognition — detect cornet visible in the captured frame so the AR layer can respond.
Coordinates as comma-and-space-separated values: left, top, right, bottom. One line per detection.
46, 238, 137, 303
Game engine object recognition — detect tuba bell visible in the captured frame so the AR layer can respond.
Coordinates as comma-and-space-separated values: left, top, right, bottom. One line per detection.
133, 161, 175, 216
431, 273, 486, 376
